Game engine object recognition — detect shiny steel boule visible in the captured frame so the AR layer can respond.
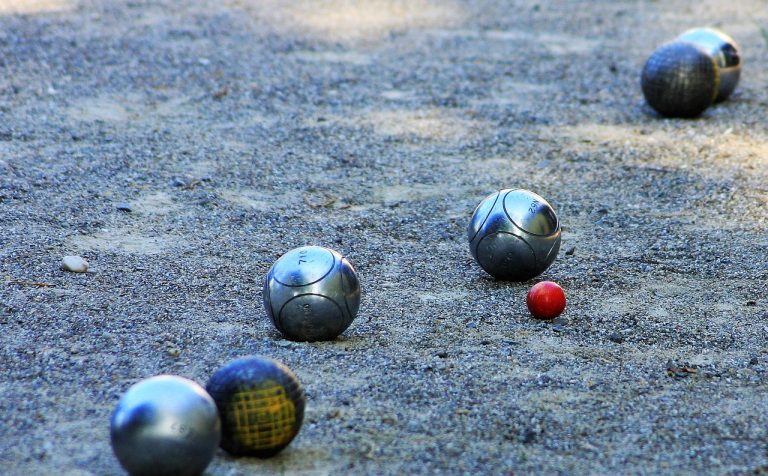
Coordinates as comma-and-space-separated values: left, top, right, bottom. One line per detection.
206, 356, 305, 457
110, 375, 221, 476
641, 41, 718, 118
678, 27, 741, 102
468, 189, 561, 281
264, 245, 361, 342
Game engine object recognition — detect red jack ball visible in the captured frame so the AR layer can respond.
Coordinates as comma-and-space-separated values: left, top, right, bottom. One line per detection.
526, 281, 566, 320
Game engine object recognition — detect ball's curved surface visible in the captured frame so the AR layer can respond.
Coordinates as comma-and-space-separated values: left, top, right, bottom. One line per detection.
467, 189, 561, 281
205, 356, 305, 457
264, 245, 361, 342
110, 375, 221, 476
678, 27, 741, 102
641, 41, 719, 118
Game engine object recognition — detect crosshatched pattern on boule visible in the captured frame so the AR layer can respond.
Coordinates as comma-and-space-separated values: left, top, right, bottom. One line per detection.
226, 382, 298, 450
206, 356, 306, 457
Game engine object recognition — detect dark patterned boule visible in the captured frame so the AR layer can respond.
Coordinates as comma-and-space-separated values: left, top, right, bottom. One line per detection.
205, 356, 305, 458
641, 41, 719, 118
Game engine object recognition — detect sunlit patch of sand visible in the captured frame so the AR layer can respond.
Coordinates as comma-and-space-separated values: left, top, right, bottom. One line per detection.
0, 0, 73, 14
348, 108, 487, 142
552, 123, 768, 171
552, 123, 668, 148
67, 93, 197, 124
218, 189, 298, 211
380, 90, 416, 101
229, 0, 465, 43
129, 192, 180, 216
68, 229, 180, 255
292, 50, 372, 65
68, 96, 134, 123
713, 134, 768, 165
472, 156, 529, 171
373, 183, 453, 205
344, 182, 473, 215
553, 123, 768, 225
471, 80, 553, 107
425, 29, 599, 55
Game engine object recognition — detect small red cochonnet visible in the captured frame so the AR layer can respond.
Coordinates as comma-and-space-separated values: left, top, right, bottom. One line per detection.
526, 281, 566, 320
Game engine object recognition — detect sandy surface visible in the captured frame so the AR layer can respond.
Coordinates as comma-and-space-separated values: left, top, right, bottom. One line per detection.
1, 0, 767, 474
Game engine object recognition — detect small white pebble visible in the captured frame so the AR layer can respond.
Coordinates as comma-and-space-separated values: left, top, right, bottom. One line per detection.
61, 255, 89, 273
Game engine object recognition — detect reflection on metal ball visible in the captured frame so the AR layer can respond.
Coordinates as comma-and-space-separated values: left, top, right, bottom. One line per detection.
468, 189, 561, 281
110, 375, 221, 476
263, 245, 361, 342
641, 41, 718, 118
678, 27, 741, 102
205, 356, 305, 457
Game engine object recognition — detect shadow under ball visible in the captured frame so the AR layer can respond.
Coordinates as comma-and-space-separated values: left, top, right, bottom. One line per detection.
641, 41, 719, 118
468, 189, 561, 281
678, 27, 741, 102
110, 375, 221, 476
205, 356, 305, 457
264, 245, 361, 342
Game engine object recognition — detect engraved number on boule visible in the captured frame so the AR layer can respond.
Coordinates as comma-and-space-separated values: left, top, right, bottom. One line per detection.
529, 200, 539, 214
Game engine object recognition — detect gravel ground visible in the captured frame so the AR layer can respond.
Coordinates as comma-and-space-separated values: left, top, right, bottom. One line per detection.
1, 1, 767, 474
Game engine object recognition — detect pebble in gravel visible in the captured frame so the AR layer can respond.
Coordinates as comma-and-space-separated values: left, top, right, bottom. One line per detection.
608, 332, 625, 343
61, 256, 88, 273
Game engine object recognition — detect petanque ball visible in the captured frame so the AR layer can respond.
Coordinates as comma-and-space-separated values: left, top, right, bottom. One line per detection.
263, 245, 361, 342
468, 189, 561, 281
641, 40, 719, 118
205, 356, 305, 457
110, 375, 221, 476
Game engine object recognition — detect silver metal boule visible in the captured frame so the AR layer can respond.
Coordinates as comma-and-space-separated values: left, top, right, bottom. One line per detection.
678, 27, 741, 102
468, 189, 561, 281
263, 245, 361, 342
110, 375, 221, 476
641, 41, 718, 118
